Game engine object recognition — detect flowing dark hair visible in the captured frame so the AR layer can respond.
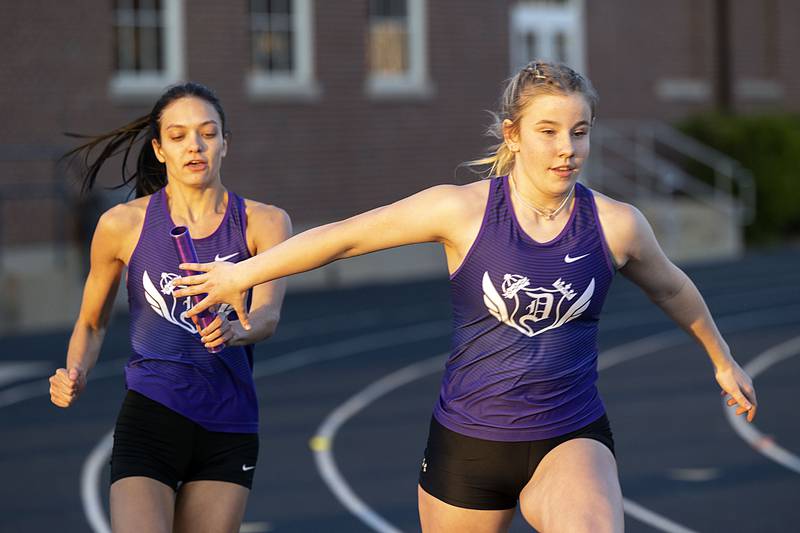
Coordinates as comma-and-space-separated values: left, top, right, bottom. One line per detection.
63, 82, 230, 198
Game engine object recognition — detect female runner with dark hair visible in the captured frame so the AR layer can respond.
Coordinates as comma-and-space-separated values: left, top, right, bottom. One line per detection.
48, 82, 291, 533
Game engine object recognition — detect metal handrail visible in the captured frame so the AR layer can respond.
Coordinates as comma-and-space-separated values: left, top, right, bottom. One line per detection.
595, 120, 756, 224
646, 121, 756, 223
592, 134, 727, 209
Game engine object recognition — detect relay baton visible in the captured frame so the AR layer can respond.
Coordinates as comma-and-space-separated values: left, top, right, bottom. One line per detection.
170, 226, 224, 353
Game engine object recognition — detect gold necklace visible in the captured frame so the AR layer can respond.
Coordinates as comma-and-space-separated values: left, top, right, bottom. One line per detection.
509, 174, 575, 220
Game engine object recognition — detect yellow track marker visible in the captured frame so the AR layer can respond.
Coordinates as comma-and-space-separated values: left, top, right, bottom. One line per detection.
309, 435, 331, 452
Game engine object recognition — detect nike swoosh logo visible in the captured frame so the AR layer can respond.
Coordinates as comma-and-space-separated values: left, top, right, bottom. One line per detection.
564, 253, 590, 263
214, 252, 239, 262
242, 464, 256, 471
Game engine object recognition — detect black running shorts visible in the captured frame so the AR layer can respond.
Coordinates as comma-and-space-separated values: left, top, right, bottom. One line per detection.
110, 390, 259, 490
418, 414, 614, 510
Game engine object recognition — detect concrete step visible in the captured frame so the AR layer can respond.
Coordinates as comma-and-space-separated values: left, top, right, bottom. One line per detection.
637, 197, 743, 264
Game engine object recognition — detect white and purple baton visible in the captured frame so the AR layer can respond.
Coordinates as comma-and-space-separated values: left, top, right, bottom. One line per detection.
170, 226, 224, 353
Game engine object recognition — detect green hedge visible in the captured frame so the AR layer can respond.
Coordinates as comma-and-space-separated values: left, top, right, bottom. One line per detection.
678, 114, 800, 243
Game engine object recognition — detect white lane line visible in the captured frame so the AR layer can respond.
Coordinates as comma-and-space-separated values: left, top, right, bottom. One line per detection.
0, 361, 52, 387
311, 298, 800, 532
312, 332, 703, 533
5, 300, 797, 409
81, 429, 113, 533
275, 300, 444, 338
239, 522, 273, 532
621, 500, 699, 533
253, 321, 450, 378
725, 335, 800, 475
0, 301, 791, 530
0, 357, 132, 409
73, 300, 797, 533
666, 468, 720, 482
0, 314, 453, 409
313, 355, 447, 533
598, 330, 685, 370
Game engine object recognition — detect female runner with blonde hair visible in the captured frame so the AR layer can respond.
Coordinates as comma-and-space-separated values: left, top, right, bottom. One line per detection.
174, 63, 755, 532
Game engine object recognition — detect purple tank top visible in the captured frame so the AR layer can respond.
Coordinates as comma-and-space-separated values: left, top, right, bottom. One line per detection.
125, 188, 258, 433
433, 177, 615, 441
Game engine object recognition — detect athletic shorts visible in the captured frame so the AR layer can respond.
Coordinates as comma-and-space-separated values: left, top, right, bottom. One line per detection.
418, 414, 614, 510
110, 390, 259, 491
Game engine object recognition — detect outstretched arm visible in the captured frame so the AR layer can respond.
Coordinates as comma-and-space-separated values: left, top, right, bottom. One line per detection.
611, 203, 757, 422
174, 184, 464, 328
49, 207, 127, 407
196, 204, 293, 349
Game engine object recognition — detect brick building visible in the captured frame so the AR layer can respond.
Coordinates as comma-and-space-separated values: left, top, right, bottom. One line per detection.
0, 0, 797, 331
1, 0, 797, 244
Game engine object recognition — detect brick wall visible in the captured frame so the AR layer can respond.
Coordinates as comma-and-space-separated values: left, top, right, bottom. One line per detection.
0, 0, 797, 247
586, 0, 799, 120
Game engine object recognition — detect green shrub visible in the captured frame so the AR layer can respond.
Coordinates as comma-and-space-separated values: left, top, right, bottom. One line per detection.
678, 114, 800, 242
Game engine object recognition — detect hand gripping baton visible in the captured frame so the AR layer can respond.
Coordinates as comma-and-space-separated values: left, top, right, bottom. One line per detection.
170, 226, 224, 353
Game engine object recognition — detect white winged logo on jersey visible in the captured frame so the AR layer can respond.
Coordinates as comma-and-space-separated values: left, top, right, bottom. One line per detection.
143, 270, 233, 333
482, 271, 594, 337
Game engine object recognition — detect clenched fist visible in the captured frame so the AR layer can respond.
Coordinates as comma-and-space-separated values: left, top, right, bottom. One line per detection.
49, 367, 87, 408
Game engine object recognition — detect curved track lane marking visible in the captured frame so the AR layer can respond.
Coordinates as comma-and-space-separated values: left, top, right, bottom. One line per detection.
70, 302, 800, 531
312, 333, 700, 533
0, 300, 793, 530
314, 355, 447, 533
725, 335, 800, 474
82, 430, 114, 533
310, 305, 800, 532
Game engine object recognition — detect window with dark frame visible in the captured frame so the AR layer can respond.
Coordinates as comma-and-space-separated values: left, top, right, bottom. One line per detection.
250, 0, 294, 74
367, 0, 409, 76
112, 0, 164, 73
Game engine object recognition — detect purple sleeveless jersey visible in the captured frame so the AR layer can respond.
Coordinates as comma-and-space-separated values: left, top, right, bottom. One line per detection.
125, 188, 258, 433
433, 177, 616, 441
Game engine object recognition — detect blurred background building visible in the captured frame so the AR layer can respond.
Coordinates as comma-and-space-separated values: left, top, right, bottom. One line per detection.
1, 0, 798, 332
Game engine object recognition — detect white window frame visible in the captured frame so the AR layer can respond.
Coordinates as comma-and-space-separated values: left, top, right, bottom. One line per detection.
509, 0, 586, 76
109, 0, 185, 101
654, 78, 712, 102
736, 79, 784, 101
246, 0, 319, 102
366, 0, 433, 100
